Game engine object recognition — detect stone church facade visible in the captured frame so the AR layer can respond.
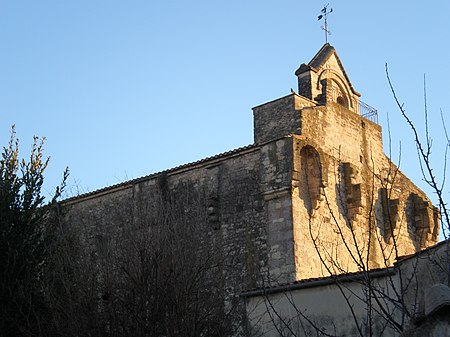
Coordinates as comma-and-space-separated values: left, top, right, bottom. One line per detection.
63, 44, 440, 335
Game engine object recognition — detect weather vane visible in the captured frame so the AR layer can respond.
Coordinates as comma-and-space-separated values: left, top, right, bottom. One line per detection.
318, 4, 333, 43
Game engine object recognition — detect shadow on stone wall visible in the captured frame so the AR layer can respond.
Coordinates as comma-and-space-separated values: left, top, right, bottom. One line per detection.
300, 145, 323, 216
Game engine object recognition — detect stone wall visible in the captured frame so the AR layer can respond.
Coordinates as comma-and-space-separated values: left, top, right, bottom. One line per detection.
252, 94, 315, 145
259, 138, 295, 283
291, 101, 438, 279
63, 146, 268, 335
252, 87, 439, 281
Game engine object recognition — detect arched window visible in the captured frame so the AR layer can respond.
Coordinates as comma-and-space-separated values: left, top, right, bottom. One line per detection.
330, 79, 348, 108
300, 145, 323, 214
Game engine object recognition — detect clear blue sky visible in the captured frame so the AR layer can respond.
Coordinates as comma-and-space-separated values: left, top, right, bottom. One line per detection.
1, 1, 450, 202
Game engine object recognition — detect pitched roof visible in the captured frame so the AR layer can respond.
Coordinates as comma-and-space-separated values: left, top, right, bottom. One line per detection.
295, 43, 360, 96
308, 43, 336, 69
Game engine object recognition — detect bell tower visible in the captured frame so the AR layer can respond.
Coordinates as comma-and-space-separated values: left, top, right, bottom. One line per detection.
295, 43, 360, 113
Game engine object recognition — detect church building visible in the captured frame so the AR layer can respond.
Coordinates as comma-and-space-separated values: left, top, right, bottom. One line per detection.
63, 43, 440, 336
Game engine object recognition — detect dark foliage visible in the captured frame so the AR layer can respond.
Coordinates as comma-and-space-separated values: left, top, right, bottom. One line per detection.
0, 126, 67, 337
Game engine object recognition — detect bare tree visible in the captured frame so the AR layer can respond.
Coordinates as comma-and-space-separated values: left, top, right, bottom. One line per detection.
45, 176, 235, 337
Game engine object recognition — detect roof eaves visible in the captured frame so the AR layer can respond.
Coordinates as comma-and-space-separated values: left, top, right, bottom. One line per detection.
62, 143, 259, 204
241, 267, 396, 298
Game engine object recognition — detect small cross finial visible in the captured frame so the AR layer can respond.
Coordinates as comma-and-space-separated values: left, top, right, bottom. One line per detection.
318, 4, 333, 43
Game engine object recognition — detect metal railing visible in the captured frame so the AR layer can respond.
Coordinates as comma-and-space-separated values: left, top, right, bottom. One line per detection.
360, 100, 378, 124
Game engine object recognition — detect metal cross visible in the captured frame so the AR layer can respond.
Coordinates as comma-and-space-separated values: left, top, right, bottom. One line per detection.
318, 4, 333, 43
